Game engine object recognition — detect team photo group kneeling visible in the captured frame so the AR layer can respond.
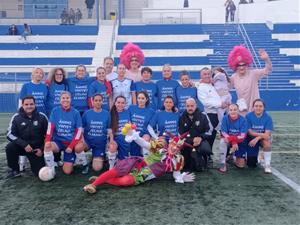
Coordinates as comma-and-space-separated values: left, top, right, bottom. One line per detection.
5, 44, 274, 192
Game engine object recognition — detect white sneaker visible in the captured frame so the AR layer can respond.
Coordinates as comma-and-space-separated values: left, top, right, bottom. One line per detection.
57, 161, 64, 167
257, 151, 264, 166
19, 164, 26, 172
264, 165, 272, 174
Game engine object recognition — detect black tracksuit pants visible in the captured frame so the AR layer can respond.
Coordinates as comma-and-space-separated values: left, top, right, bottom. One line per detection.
6, 142, 45, 176
207, 113, 219, 149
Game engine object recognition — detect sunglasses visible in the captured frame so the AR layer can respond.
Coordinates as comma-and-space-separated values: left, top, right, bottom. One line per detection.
237, 64, 246, 67
131, 59, 139, 62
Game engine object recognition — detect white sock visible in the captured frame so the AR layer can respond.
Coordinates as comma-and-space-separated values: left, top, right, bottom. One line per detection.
219, 139, 228, 164
75, 152, 88, 166
257, 150, 264, 164
142, 148, 149, 157
131, 134, 150, 157
107, 151, 117, 170
19, 155, 27, 171
263, 151, 272, 167
44, 151, 56, 167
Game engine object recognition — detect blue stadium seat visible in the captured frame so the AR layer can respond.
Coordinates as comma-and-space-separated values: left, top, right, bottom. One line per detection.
0, 25, 98, 35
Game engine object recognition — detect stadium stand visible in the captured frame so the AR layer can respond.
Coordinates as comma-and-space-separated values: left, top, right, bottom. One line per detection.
0, 25, 98, 112
115, 24, 212, 80
0, 22, 299, 112
0, 25, 98, 35
115, 23, 299, 89
271, 24, 300, 67
114, 23, 299, 110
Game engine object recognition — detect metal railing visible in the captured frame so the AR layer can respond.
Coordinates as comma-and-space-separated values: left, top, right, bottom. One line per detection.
109, 16, 118, 57
120, 8, 202, 25
0, 3, 97, 25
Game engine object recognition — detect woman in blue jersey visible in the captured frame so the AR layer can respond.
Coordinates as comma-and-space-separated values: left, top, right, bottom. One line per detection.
246, 99, 273, 173
88, 66, 112, 111
149, 96, 180, 140
19, 67, 48, 114
108, 96, 131, 168
218, 103, 248, 173
44, 91, 88, 175
81, 94, 113, 172
68, 64, 93, 115
135, 67, 158, 110
176, 70, 203, 114
111, 64, 136, 109
46, 67, 68, 116
156, 64, 179, 110
129, 91, 154, 156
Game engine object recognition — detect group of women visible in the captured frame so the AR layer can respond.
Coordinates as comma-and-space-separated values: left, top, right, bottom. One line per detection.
17, 43, 274, 177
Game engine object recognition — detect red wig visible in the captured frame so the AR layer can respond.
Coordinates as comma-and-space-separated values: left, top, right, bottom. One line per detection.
227, 45, 253, 71
120, 43, 145, 69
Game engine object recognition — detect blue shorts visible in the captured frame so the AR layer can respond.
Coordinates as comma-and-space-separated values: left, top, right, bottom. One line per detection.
53, 139, 68, 151
85, 139, 107, 158
114, 135, 130, 160
246, 136, 260, 157
63, 151, 76, 164
53, 139, 76, 164
130, 142, 142, 157
234, 140, 248, 158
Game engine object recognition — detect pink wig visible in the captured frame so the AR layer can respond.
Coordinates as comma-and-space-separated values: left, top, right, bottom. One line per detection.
120, 43, 145, 69
227, 45, 253, 71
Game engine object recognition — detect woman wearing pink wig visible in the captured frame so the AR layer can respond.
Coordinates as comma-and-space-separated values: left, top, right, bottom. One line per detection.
120, 43, 145, 82
228, 45, 272, 114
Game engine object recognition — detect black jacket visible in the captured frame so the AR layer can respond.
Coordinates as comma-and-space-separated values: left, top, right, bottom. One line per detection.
179, 109, 210, 145
7, 108, 48, 149
85, 0, 95, 9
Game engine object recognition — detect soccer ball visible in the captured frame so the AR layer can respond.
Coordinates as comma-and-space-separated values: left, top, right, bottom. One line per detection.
38, 166, 55, 182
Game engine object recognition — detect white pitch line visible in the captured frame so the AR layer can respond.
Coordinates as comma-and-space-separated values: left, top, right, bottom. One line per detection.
272, 167, 300, 195
273, 134, 300, 136
275, 125, 300, 129
272, 151, 300, 154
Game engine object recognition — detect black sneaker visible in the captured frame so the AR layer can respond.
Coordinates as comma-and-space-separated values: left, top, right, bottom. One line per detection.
207, 158, 213, 169
81, 164, 89, 175
6, 170, 21, 179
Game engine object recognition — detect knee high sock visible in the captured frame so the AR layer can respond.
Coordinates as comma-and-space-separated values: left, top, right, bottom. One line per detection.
263, 151, 272, 167
75, 151, 88, 166
219, 139, 228, 165
44, 151, 56, 167
106, 175, 135, 187
133, 135, 151, 156
92, 168, 118, 187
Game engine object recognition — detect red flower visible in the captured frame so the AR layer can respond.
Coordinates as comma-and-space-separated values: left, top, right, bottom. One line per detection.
173, 136, 179, 143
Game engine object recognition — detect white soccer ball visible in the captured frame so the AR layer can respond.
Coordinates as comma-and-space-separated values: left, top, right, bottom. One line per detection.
38, 166, 55, 182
